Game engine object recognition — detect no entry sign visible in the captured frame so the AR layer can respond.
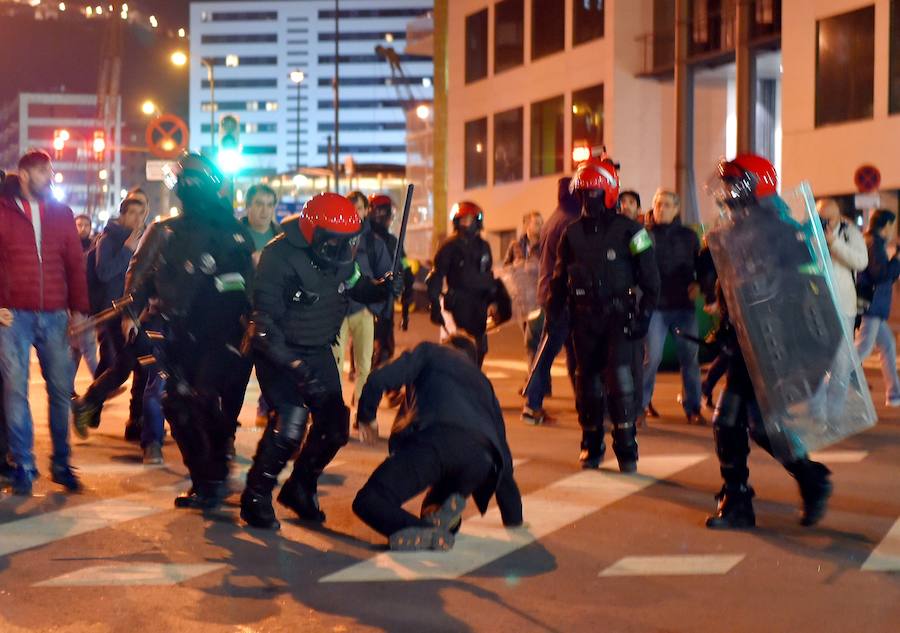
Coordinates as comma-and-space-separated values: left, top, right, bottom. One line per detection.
146, 114, 189, 159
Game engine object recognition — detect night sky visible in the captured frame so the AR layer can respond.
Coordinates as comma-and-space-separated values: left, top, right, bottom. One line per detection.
0, 1, 191, 130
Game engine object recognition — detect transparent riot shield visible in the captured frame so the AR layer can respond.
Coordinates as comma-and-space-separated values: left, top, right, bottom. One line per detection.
495, 259, 540, 325
704, 182, 876, 461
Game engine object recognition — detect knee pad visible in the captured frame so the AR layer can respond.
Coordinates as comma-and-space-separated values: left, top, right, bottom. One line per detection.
608, 364, 636, 422
274, 405, 310, 444
712, 391, 743, 430
576, 371, 605, 426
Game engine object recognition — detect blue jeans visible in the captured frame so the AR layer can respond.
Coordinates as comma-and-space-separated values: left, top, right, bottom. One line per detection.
70, 323, 98, 378
642, 309, 702, 415
141, 367, 166, 446
525, 311, 577, 411
855, 316, 900, 402
0, 310, 74, 471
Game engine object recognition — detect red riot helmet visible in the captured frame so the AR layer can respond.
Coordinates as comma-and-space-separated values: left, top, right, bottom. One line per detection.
368, 193, 394, 228
298, 192, 362, 266
716, 153, 778, 204
450, 200, 484, 233
570, 158, 620, 213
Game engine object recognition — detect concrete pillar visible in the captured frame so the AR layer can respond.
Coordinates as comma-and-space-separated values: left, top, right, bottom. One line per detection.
735, 0, 755, 154
432, 0, 449, 249
674, 0, 698, 223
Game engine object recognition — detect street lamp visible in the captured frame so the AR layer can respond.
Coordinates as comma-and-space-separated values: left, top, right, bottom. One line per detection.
141, 100, 158, 116
290, 70, 306, 172
416, 104, 431, 121
170, 51, 187, 67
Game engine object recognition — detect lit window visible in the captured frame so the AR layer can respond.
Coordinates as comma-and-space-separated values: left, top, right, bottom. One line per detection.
247, 101, 259, 111
265, 101, 279, 111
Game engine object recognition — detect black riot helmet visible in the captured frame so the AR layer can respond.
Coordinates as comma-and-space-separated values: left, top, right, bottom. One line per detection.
166, 152, 229, 217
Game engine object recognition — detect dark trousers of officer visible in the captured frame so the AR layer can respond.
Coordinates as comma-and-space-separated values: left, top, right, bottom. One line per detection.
571, 322, 639, 463
163, 338, 251, 493
83, 317, 147, 423
713, 388, 826, 490
702, 353, 729, 400
372, 313, 395, 369
353, 425, 494, 537
246, 347, 349, 500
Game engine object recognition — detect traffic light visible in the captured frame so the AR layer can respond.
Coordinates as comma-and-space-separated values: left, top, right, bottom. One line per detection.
218, 114, 242, 174
52, 129, 66, 159
93, 131, 106, 162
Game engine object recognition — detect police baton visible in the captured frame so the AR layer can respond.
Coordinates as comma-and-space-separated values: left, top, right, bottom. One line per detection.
68, 294, 136, 337
522, 330, 550, 396
390, 183, 414, 287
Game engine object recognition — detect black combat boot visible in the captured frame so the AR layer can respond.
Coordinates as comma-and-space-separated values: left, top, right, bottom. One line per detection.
277, 470, 326, 523
611, 422, 638, 473
578, 428, 606, 469
240, 418, 303, 529
705, 484, 756, 529
789, 460, 832, 527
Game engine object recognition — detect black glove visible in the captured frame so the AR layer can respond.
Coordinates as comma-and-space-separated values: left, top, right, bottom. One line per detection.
430, 302, 445, 326
289, 359, 327, 400
379, 271, 404, 297
625, 311, 652, 341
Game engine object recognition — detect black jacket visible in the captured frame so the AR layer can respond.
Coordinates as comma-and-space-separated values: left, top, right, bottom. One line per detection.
251, 215, 390, 368
349, 220, 392, 317
87, 220, 134, 314
426, 232, 495, 334
357, 342, 523, 525
649, 217, 700, 311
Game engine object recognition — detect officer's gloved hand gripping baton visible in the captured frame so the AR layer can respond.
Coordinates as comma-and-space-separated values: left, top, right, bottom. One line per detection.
388, 184, 414, 294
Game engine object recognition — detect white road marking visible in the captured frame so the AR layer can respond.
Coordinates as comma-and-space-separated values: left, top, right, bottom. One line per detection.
808, 450, 869, 463
861, 517, 900, 572
34, 563, 226, 587
319, 454, 707, 583
0, 484, 185, 558
481, 358, 569, 377
75, 463, 167, 475
599, 554, 745, 577
484, 371, 509, 380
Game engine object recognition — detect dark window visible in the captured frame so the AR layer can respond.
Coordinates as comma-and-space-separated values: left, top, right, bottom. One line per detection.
316, 76, 431, 86
211, 11, 277, 21
242, 146, 278, 155
316, 145, 406, 154
532, 0, 565, 60
815, 6, 875, 126
495, 0, 524, 73
892, 0, 900, 113
201, 123, 277, 133
571, 83, 603, 167
27, 103, 97, 118
465, 117, 488, 189
653, 0, 676, 70
317, 99, 406, 109
201, 101, 256, 111
201, 34, 277, 44
318, 54, 430, 64
319, 8, 430, 19
201, 79, 278, 89
749, 0, 781, 39
465, 9, 489, 83
318, 122, 407, 132
493, 107, 523, 184
530, 95, 564, 177
207, 56, 278, 67
319, 31, 406, 41
573, 0, 605, 45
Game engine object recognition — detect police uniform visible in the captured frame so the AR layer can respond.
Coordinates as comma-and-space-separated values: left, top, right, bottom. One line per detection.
548, 159, 660, 471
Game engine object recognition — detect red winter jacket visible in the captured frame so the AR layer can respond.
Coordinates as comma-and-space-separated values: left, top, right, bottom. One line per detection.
0, 175, 90, 314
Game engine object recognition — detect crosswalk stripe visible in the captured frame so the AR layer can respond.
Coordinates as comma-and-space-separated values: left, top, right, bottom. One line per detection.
808, 450, 869, 464
861, 517, 900, 572
0, 483, 185, 558
599, 554, 745, 577
34, 563, 226, 587
319, 454, 708, 583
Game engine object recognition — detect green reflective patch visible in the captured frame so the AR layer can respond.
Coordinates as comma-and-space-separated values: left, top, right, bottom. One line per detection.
214, 273, 246, 293
797, 262, 820, 275
346, 262, 361, 288
629, 228, 652, 255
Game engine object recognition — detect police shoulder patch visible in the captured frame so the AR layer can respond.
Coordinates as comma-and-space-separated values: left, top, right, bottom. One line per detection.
629, 228, 652, 255
345, 262, 362, 289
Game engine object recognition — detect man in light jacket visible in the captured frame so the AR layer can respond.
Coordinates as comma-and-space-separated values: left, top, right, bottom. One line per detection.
816, 198, 868, 413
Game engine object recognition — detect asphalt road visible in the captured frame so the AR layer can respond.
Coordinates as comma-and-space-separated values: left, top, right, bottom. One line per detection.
1, 314, 898, 633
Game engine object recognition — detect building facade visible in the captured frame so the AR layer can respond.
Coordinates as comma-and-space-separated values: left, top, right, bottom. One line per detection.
0, 92, 123, 219
446, 0, 900, 254
188, 0, 434, 179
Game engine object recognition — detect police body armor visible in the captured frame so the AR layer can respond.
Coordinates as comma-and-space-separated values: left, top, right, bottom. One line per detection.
563, 215, 641, 332
440, 234, 495, 334
276, 237, 358, 348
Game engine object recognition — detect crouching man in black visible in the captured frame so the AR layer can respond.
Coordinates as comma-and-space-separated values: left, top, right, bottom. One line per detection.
353, 335, 523, 551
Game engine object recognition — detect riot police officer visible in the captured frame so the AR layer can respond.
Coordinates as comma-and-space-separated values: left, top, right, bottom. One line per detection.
240, 193, 400, 530
548, 159, 660, 471
124, 153, 255, 509
704, 154, 833, 529
426, 201, 497, 366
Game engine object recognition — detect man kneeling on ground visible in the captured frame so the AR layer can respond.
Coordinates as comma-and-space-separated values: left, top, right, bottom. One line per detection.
353, 335, 523, 551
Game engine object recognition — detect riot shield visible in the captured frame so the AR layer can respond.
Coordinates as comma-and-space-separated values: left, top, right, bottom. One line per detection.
495, 259, 540, 325
705, 182, 876, 461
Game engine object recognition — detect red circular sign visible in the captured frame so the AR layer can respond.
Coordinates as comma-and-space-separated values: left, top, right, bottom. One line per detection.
854, 164, 881, 193
146, 114, 189, 159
